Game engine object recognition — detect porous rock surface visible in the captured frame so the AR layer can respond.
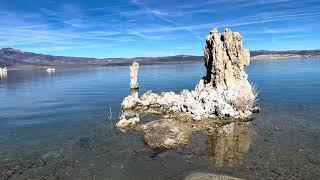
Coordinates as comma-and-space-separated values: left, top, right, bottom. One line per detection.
121, 28, 256, 120
130, 62, 139, 89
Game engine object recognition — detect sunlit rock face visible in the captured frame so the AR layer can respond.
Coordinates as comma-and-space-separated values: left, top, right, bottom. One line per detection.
121, 28, 257, 120
130, 62, 139, 90
203, 28, 255, 115
204, 28, 250, 89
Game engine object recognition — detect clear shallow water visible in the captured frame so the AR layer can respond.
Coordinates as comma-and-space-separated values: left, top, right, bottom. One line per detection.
0, 59, 319, 179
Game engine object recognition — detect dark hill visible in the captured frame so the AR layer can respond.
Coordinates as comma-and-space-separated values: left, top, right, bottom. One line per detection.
1, 48, 319, 68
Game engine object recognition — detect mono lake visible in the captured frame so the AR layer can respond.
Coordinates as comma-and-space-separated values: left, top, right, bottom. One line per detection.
0, 59, 320, 179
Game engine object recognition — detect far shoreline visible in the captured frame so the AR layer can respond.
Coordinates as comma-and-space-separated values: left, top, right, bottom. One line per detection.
4, 56, 320, 71
1, 47, 320, 70
251, 54, 320, 60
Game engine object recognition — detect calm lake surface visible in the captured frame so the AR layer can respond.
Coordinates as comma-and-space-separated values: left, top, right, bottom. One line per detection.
0, 59, 320, 179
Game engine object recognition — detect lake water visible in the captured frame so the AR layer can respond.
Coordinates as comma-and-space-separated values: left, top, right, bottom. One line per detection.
0, 59, 320, 179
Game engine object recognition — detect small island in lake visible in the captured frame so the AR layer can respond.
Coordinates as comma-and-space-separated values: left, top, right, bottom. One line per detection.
116, 28, 260, 149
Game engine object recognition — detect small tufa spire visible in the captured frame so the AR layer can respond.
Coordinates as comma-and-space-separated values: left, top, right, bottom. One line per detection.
130, 62, 139, 90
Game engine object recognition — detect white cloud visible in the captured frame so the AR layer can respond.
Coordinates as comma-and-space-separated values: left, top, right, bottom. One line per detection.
0, 0, 319, 55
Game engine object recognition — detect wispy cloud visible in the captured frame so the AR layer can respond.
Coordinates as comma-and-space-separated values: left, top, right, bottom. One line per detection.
128, 32, 164, 40
0, 0, 319, 57
127, 10, 320, 34
130, 0, 202, 40
243, 27, 310, 34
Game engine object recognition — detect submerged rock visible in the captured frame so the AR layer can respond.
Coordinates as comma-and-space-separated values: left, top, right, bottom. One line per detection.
130, 113, 253, 152
130, 62, 139, 89
116, 116, 139, 128
184, 173, 244, 180
74, 137, 90, 148
141, 118, 192, 149
121, 28, 257, 120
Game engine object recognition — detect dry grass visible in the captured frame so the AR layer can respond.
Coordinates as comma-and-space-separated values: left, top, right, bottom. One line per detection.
232, 83, 259, 111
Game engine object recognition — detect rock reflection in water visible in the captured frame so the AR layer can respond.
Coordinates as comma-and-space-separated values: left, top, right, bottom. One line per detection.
0, 70, 7, 80
118, 105, 254, 166
206, 122, 253, 167
118, 88, 254, 166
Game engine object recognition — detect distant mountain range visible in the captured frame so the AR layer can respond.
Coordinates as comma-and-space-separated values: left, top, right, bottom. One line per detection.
1, 48, 320, 69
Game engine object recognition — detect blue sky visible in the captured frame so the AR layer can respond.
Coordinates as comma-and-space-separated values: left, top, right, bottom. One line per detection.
0, 0, 319, 58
